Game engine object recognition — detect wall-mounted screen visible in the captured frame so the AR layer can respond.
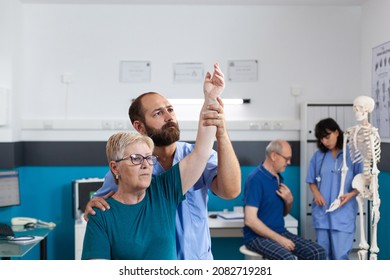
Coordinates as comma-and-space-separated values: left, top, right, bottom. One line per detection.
73, 178, 104, 220
0, 170, 20, 208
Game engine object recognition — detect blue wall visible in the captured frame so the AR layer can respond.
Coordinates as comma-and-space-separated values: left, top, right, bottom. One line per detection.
0, 165, 389, 260
0, 166, 109, 260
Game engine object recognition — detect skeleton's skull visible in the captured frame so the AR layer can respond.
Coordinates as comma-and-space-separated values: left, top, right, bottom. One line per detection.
353, 95, 375, 121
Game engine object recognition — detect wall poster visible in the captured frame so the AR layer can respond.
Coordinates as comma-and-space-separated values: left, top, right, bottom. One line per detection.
227, 60, 258, 82
173, 63, 204, 83
119, 61, 151, 83
372, 41, 390, 139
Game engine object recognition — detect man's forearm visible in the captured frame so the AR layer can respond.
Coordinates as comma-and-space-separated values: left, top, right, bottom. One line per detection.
180, 98, 217, 193
213, 133, 241, 199
284, 202, 293, 216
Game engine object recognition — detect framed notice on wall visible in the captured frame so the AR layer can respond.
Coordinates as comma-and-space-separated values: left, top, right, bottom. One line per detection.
227, 60, 258, 82
119, 61, 151, 83
173, 63, 204, 83
371, 41, 390, 139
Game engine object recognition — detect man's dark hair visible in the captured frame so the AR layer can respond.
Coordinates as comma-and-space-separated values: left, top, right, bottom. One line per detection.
128, 92, 160, 124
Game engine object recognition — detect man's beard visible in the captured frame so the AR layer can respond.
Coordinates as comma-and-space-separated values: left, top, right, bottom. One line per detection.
144, 121, 180, 147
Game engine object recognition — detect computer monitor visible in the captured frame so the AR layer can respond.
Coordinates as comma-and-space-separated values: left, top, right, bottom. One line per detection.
0, 170, 20, 208
72, 178, 104, 220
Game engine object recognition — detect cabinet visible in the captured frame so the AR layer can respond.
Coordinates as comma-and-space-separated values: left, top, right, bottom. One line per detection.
72, 178, 103, 260
75, 220, 87, 260
300, 102, 366, 249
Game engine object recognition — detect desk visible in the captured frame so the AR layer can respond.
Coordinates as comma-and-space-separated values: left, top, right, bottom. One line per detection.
208, 212, 298, 237
0, 227, 54, 260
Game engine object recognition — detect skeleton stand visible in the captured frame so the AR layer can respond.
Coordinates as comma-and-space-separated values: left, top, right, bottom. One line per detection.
326, 96, 381, 260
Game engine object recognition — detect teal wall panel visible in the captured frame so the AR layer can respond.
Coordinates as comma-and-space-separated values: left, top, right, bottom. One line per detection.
0, 166, 109, 260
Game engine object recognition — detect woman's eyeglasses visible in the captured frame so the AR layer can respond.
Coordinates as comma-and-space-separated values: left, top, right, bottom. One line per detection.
116, 154, 158, 166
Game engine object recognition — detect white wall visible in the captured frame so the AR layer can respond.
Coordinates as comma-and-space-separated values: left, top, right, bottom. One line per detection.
1, 2, 370, 141
0, 0, 22, 141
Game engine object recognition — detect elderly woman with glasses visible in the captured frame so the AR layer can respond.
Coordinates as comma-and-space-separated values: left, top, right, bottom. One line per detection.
81, 64, 224, 260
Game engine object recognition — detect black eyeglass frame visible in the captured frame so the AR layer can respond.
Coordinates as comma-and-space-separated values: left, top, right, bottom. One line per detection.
115, 154, 158, 166
275, 152, 292, 162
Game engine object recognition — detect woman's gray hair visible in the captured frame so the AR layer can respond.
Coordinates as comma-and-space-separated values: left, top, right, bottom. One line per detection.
265, 139, 289, 158
106, 131, 154, 163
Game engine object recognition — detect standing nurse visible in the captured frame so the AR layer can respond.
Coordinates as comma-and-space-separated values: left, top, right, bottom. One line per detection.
306, 118, 362, 259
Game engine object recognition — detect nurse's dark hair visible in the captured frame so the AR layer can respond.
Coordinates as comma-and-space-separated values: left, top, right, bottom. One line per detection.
314, 118, 344, 153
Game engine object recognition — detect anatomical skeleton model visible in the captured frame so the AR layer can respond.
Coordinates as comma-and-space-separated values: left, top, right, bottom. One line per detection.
327, 95, 381, 260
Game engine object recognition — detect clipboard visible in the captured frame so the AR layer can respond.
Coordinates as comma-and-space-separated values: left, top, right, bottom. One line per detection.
217, 212, 244, 220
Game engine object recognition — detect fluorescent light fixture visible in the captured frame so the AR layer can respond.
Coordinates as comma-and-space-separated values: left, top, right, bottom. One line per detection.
169, 98, 250, 105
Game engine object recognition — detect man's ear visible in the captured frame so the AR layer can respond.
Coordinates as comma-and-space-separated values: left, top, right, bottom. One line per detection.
133, 120, 145, 134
